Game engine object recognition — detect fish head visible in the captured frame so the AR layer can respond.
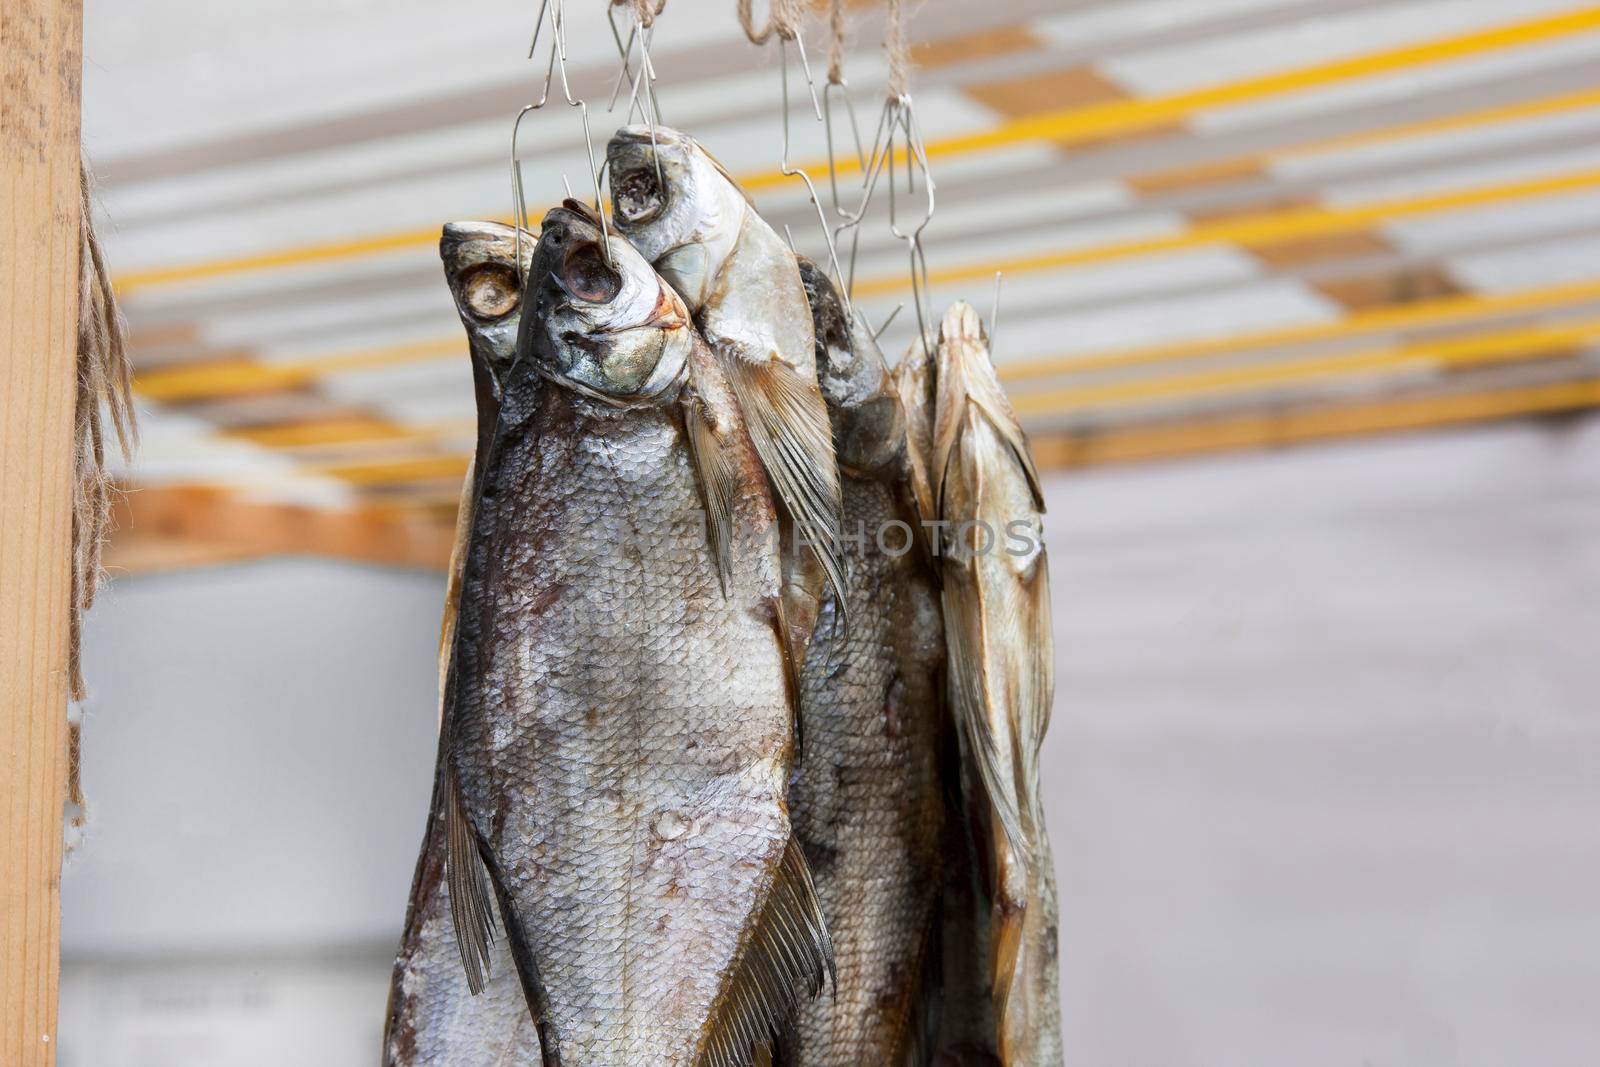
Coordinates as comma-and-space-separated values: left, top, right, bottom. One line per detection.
797, 256, 907, 474
607, 125, 744, 309
440, 221, 531, 386
519, 199, 694, 407
441, 220, 537, 442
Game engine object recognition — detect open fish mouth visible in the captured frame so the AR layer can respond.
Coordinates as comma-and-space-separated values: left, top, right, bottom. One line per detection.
613, 164, 665, 224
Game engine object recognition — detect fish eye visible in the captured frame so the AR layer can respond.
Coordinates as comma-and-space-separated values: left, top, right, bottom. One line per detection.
561, 245, 622, 304
461, 264, 520, 319
614, 166, 664, 224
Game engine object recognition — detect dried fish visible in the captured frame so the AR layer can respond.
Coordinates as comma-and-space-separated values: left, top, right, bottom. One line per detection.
437, 201, 832, 1067
607, 125, 849, 608
778, 261, 948, 1066
384, 221, 544, 1066
928, 303, 1061, 1067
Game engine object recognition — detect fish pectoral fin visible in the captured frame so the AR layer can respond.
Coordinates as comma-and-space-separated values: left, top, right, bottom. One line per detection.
715, 342, 849, 614
699, 836, 836, 1067
682, 387, 742, 596
443, 766, 497, 995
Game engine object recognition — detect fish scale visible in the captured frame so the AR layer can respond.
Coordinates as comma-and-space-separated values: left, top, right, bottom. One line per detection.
450, 382, 794, 1066
785, 473, 946, 1066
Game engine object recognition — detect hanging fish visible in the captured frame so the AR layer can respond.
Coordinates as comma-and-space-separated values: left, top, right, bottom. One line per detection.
777, 261, 948, 1067
606, 126, 848, 610
925, 304, 1062, 1067
384, 221, 544, 1066
437, 201, 832, 1067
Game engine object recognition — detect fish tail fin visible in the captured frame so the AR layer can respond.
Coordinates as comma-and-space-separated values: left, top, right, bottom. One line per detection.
444, 766, 497, 995
699, 836, 836, 1067
719, 347, 849, 613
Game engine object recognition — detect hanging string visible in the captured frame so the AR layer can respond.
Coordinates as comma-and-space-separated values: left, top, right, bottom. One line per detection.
615, 0, 666, 29
885, 0, 910, 98
738, 0, 804, 45
69, 156, 138, 846
826, 0, 846, 84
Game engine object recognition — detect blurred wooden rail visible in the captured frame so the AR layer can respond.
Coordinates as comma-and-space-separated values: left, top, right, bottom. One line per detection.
1, 1, 82, 1063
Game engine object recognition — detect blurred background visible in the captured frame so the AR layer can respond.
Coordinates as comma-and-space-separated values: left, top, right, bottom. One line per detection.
66, 0, 1600, 1063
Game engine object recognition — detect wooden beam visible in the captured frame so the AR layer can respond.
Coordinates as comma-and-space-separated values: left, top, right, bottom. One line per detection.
104, 485, 458, 575
1, 2, 82, 1063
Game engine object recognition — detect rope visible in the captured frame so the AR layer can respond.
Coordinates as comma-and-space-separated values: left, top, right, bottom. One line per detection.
737, 0, 803, 45
69, 156, 137, 847
827, 0, 846, 84
885, 0, 910, 98
613, 0, 665, 30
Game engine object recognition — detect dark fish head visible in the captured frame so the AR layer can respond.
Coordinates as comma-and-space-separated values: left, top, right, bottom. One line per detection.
440, 221, 530, 386
797, 257, 907, 474
607, 125, 744, 307
441, 220, 536, 443
519, 200, 694, 406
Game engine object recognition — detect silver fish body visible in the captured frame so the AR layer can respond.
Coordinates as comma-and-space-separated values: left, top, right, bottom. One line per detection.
608, 126, 848, 606
928, 304, 1061, 1067
384, 221, 543, 1067
778, 262, 948, 1066
441, 203, 829, 1067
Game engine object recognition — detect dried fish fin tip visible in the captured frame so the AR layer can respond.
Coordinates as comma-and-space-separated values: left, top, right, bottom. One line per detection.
942, 579, 1031, 865
934, 302, 1044, 512
700, 837, 835, 1067
720, 347, 850, 611
683, 392, 740, 594
445, 768, 497, 995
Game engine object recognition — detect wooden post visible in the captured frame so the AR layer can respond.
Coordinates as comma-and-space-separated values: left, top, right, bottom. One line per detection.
1, 1, 84, 1063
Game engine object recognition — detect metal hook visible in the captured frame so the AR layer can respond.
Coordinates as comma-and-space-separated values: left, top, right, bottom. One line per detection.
989, 271, 1003, 358
607, 6, 666, 189
511, 0, 613, 278
777, 35, 854, 319
822, 78, 866, 219
872, 303, 903, 341
883, 96, 937, 357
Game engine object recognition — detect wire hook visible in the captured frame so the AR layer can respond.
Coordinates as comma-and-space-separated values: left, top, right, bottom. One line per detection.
511, 0, 613, 280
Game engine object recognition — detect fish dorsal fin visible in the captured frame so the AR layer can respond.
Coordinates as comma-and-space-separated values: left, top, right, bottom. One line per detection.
444, 766, 498, 995
716, 342, 849, 613
698, 837, 836, 1067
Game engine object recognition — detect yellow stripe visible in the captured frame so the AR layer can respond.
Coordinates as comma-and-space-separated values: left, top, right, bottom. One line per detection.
1004, 278, 1600, 382
134, 338, 464, 401
116, 225, 446, 297
133, 176, 1600, 404
1269, 84, 1600, 164
313, 454, 472, 487
112, 8, 1600, 296
1013, 317, 1600, 416
1032, 378, 1600, 468
855, 166, 1600, 297
927, 8, 1600, 162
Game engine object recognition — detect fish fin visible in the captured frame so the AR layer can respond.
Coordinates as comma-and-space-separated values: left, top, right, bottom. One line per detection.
893, 339, 939, 531
941, 563, 1029, 867
931, 303, 1044, 516
444, 766, 497, 996
437, 458, 476, 715
682, 389, 740, 595
778, 533, 826, 679
716, 342, 849, 612
700, 836, 836, 1067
